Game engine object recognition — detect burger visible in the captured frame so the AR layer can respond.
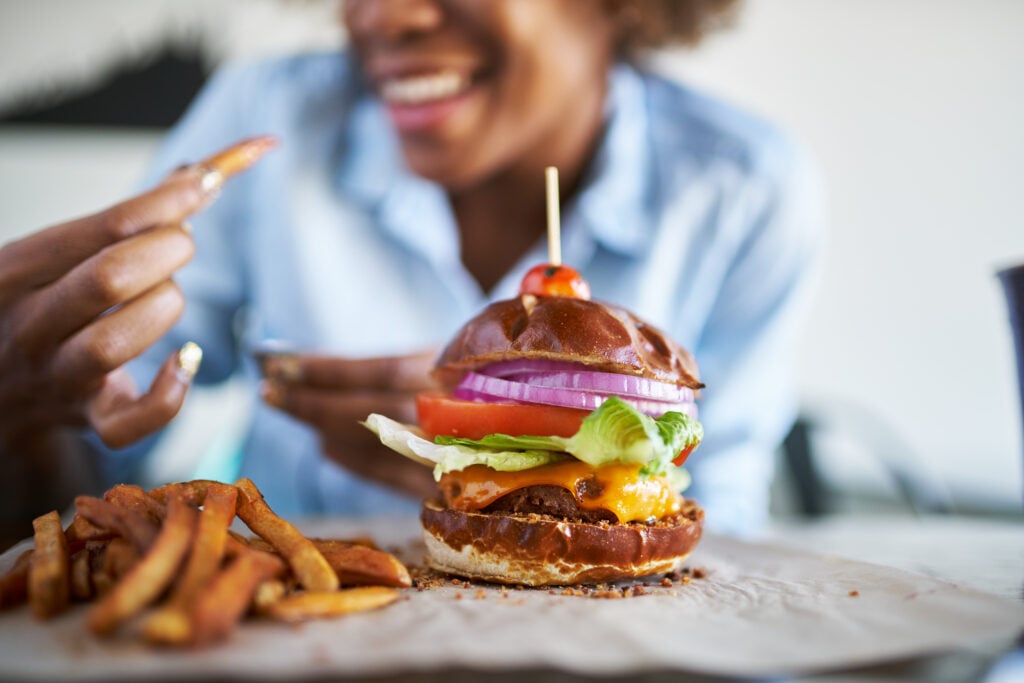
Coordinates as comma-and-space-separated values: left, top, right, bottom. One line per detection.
365, 263, 705, 586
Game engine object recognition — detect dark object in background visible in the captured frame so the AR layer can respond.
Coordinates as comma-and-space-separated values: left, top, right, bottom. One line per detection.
1, 49, 208, 129
997, 262, 1024, 505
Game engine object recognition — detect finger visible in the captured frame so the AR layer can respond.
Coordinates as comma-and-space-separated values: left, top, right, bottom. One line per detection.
88, 344, 202, 449
321, 436, 436, 499
17, 224, 194, 350
1, 176, 205, 293
0, 136, 276, 293
263, 349, 439, 392
261, 383, 419, 431
50, 280, 186, 393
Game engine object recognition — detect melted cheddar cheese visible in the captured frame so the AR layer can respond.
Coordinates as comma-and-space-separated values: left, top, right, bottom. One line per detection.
437, 461, 681, 523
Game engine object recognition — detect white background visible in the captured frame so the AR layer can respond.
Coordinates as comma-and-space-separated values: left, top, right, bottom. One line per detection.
0, 0, 1021, 513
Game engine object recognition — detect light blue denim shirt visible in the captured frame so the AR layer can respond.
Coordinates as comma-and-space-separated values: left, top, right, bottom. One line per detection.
104, 51, 823, 534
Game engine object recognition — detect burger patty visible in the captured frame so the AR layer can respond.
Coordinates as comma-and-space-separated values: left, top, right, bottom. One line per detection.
483, 485, 617, 524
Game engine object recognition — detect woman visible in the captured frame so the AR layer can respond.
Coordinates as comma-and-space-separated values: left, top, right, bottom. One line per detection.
0, 0, 821, 536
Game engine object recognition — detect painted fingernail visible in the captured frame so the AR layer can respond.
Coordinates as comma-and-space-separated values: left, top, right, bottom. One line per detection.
197, 164, 224, 196
260, 380, 285, 408
264, 354, 302, 382
177, 341, 203, 382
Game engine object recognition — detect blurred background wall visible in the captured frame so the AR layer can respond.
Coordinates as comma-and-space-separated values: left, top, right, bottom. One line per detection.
1, 0, 1021, 517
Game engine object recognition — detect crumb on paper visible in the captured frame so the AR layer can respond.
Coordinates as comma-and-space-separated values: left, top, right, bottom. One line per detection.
411, 567, 690, 599
849, 590, 860, 597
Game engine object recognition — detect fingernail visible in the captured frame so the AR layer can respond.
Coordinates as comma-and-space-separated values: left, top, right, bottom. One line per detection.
197, 164, 224, 196
264, 354, 302, 382
181, 221, 193, 234
260, 380, 285, 408
177, 341, 203, 382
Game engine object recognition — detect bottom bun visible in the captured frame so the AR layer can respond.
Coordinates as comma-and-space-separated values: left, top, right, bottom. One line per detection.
420, 499, 704, 586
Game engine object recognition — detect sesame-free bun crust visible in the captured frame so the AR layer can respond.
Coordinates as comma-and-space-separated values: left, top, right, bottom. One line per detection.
420, 499, 704, 586
433, 296, 703, 390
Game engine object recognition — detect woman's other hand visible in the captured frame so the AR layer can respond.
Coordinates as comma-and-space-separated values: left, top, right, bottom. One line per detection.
258, 349, 440, 498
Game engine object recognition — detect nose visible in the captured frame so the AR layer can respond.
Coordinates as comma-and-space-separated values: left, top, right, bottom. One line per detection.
343, 0, 445, 44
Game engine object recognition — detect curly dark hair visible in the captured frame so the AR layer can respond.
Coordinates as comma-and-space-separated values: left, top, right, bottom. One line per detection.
608, 0, 742, 59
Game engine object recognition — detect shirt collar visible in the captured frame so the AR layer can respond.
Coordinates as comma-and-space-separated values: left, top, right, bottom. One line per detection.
572, 63, 655, 258
334, 62, 654, 260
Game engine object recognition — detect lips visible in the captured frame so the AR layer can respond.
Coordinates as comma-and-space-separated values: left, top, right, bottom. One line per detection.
376, 69, 476, 133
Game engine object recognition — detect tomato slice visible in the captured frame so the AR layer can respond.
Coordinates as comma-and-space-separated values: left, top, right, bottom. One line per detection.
672, 443, 697, 467
416, 392, 589, 440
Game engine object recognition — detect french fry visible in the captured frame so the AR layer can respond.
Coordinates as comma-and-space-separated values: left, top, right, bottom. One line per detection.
171, 483, 236, 607
312, 540, 411, 588
242, 536, 276, 555
28, 511, 71, 619
264, 587, 400, 624
86, 540, 116, 598
70, 548, 93, 601
234, 478, 338, 592
91, 572, 115, 599
65, 514, 113, 544
75, 496, 159, 552
88, 496, 197, 637
225, 532, 254, 557
196, 136, 278, 183
251, 579, 287, 614
141, 484, 237, 646
0, 549, 32, 611
103, 484, 166, 523
148, 479, 226, 507
190, 549, 285, 646
311, 535, 379, 550
140, 608, 192, 647
10, 477, 411, 648
101, 538, 140, 580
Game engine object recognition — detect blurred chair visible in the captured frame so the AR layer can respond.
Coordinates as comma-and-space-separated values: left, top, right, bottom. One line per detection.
997, 262, 1024, 506
778, 407, 954, 518
778, 263, 1024, 518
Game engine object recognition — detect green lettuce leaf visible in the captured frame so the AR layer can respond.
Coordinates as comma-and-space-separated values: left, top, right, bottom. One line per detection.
435, 396, 703, 479
362, 413, 566, 481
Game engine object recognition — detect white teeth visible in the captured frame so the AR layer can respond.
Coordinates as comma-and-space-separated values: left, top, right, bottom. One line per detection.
380, 72, 466, 105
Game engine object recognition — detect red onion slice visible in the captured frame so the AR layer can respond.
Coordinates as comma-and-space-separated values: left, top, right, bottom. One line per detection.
454, 372, 696, 418
481, 359, 593, 377
479, 360, 694, 403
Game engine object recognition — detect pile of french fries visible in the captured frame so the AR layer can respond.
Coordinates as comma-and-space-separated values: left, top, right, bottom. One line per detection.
0, 478, 410, 647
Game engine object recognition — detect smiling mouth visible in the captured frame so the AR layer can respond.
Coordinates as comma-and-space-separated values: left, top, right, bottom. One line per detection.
379, 71, 471, 106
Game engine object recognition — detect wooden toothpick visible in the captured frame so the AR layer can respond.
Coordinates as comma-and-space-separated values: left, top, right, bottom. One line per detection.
545, 166, 561, 266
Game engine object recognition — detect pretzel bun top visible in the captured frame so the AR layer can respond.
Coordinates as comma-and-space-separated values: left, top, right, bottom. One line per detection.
433, 295, 704, 389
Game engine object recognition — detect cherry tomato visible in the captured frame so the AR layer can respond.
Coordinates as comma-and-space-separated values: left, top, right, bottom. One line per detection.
416, 392, 588, 440
519, 263, 591, 299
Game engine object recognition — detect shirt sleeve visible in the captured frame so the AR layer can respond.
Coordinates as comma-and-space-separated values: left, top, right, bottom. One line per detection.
684, 141, 826, 535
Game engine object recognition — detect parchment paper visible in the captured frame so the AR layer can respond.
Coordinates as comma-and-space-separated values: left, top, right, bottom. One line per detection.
0, 516, 1021, 680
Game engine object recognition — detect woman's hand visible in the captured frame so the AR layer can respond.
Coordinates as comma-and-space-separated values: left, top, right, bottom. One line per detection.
258, 349, 440, 499
0, 136, 276, 453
